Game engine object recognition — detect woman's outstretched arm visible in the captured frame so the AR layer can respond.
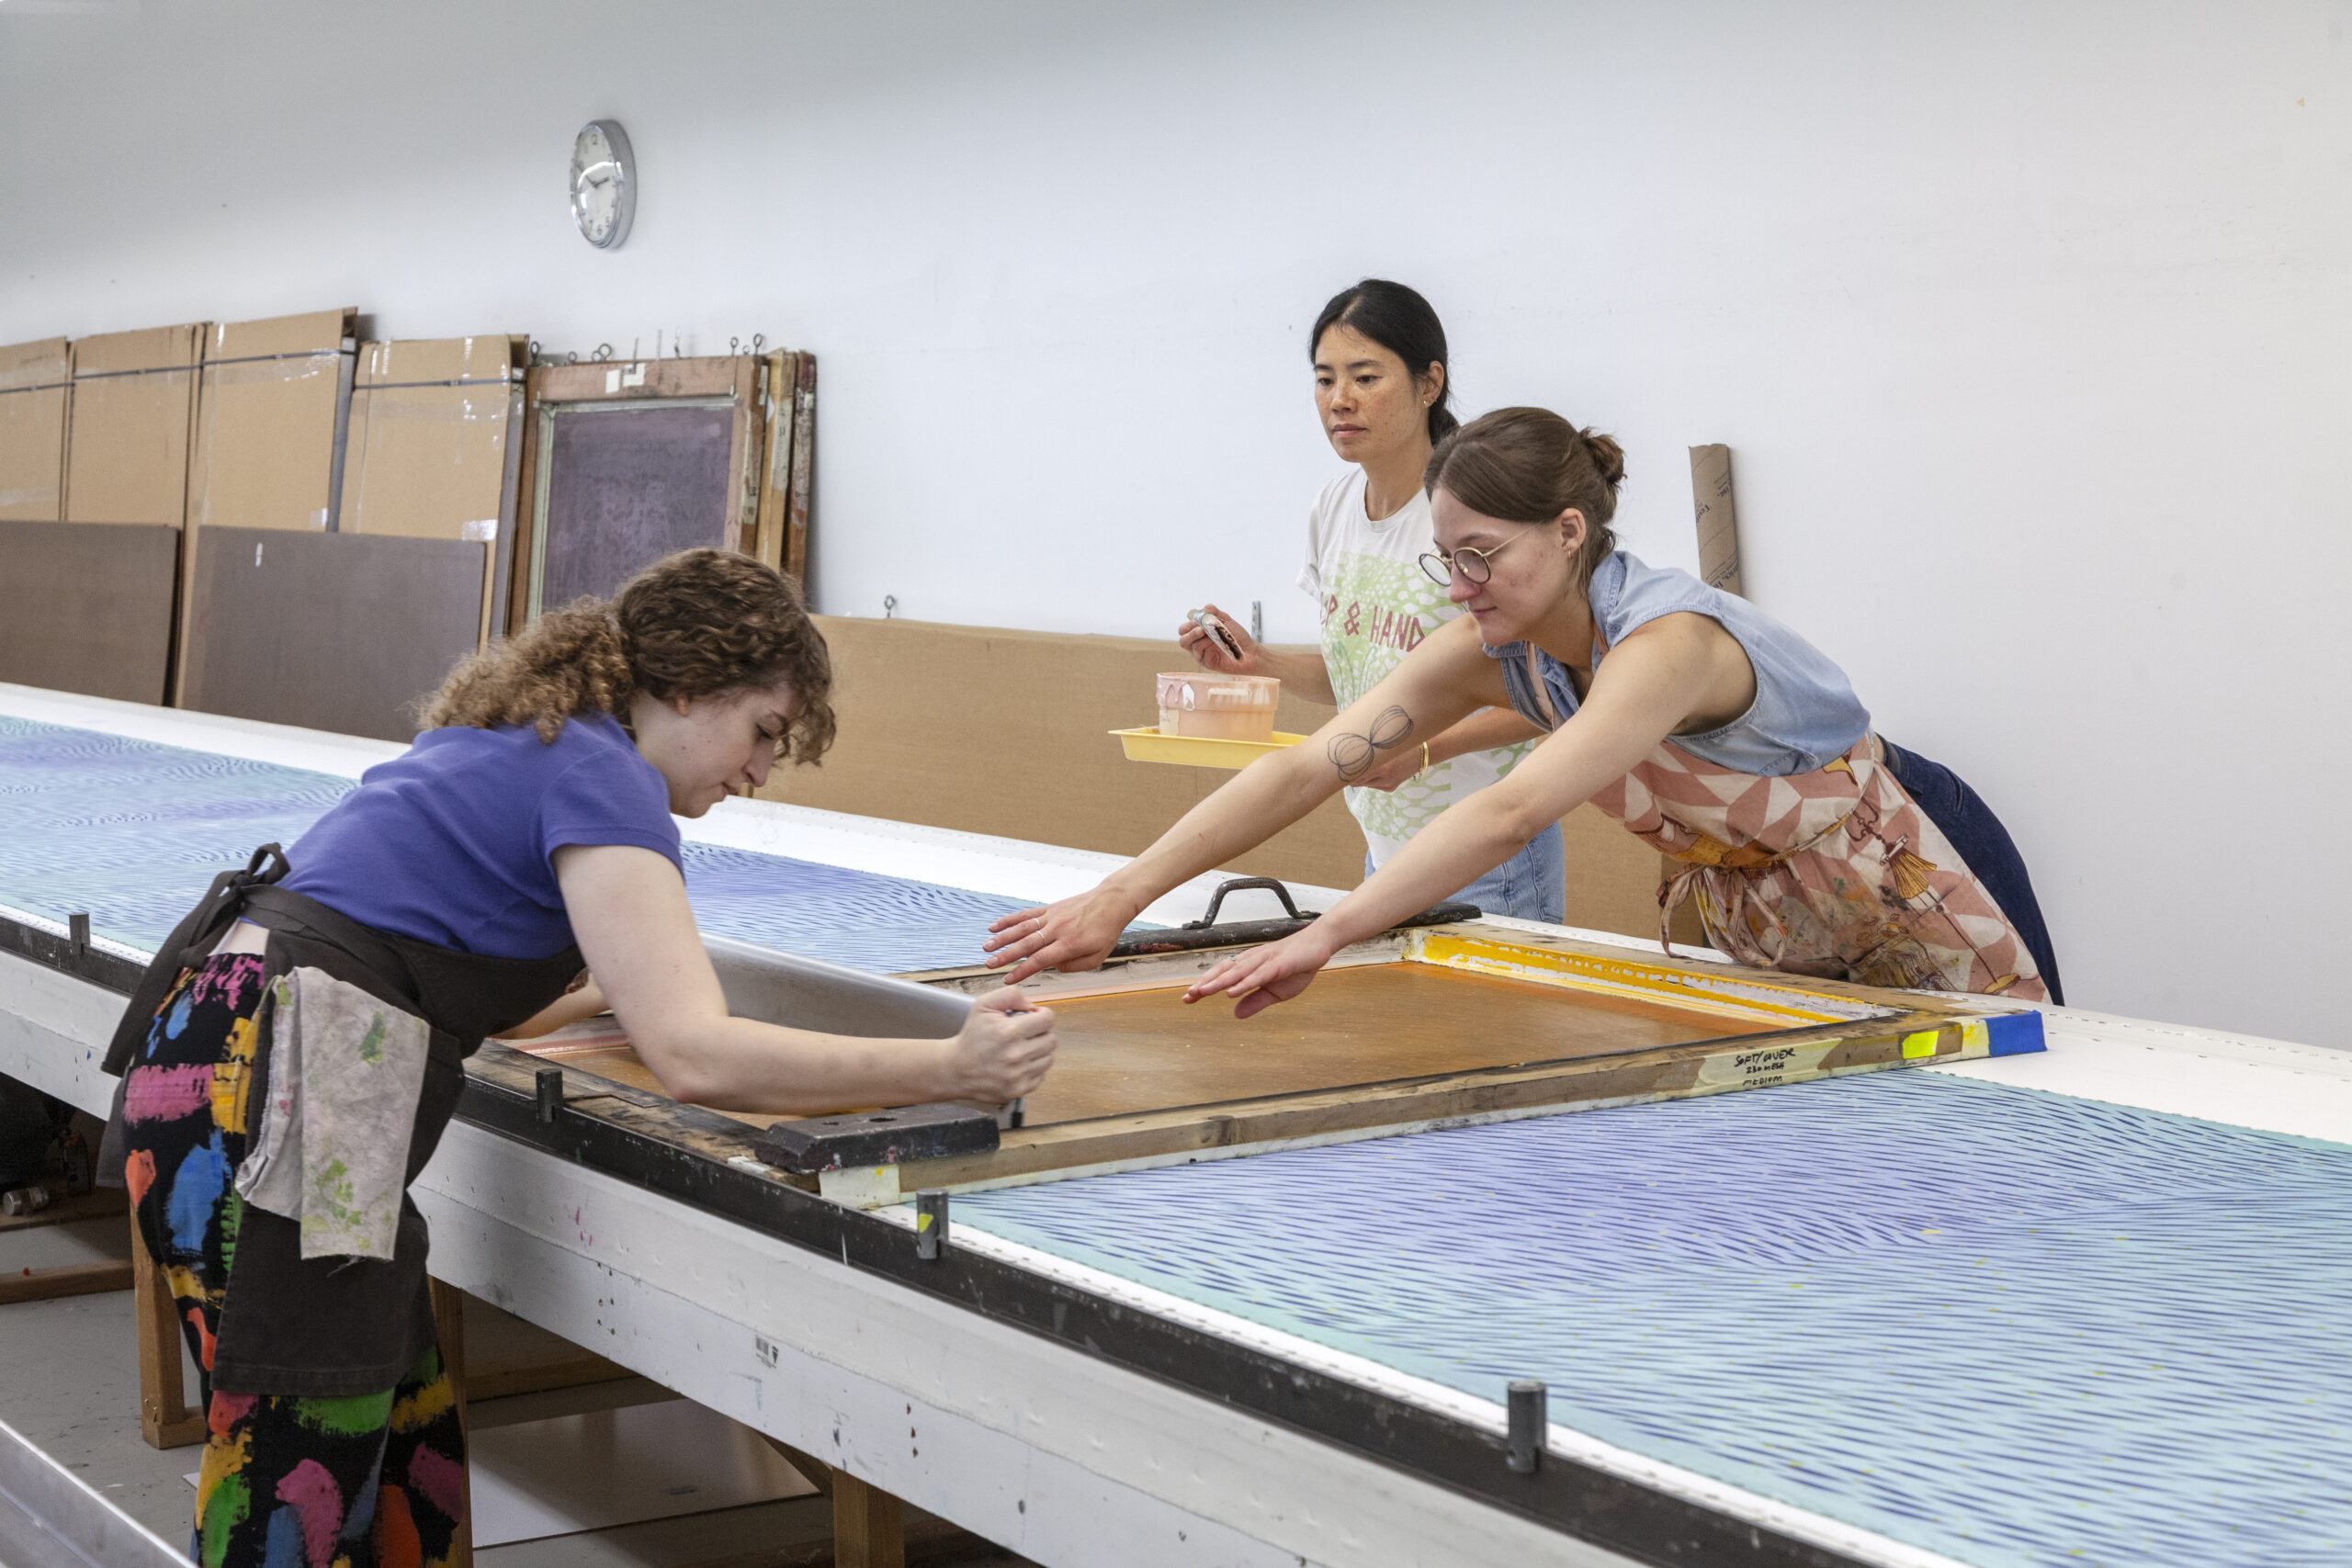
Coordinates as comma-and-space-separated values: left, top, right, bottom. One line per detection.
1182, 612, 1755, 1016
983, 615, 1510, 981
554, 844, 1055, 1112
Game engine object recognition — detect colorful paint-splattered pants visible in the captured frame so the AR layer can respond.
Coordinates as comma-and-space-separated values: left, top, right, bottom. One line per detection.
122, 953, 467, 1568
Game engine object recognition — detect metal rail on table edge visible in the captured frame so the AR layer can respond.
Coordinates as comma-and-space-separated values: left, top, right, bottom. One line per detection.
0, 906, 1877, 1568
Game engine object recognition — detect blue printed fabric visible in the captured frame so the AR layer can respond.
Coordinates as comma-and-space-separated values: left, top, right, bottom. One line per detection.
0, 716, 1026, 974
958, 1070, 2352, 1568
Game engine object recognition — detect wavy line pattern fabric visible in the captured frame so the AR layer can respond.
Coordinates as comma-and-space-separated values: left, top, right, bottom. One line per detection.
956, 1070, 2352, 1568
0, 717, 355, 951
675, 842, 1028, 973
0, 716, 1027, 972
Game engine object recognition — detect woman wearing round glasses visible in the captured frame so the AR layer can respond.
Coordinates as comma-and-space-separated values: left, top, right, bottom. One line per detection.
992, 407, 2063, 1014
1174, 279, 1564, 921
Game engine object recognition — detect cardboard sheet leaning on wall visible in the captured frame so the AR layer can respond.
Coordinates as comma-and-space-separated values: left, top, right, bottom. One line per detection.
63, 322, 207, 530
338, 334, 529, 644
0, 326, 206, 705
185, 309, 357, 537
177, 309, 361, 721
177, 321, 547, 745
762, 615, 1689, 941
0, 339, 69, 524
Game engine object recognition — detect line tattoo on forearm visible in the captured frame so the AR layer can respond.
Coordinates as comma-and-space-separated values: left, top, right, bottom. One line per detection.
1329, 706, 1415, 783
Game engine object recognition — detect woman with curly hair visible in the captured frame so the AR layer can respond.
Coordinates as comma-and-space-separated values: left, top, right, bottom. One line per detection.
98, 548, 1054, 1568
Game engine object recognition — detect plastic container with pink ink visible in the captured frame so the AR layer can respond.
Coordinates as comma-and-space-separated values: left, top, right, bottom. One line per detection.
1156, 672, 1280, 742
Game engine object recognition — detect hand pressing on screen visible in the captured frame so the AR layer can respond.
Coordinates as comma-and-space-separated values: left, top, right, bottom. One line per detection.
980, 886, 1143, 984
1180, 927, 1338, 1020
945, 987, 1058, 1102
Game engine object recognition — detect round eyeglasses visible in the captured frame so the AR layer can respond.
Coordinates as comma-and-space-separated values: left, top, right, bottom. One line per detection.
1417, 529, 1530, 587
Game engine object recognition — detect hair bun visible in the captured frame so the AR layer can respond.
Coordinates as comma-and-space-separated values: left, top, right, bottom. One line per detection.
1581, 429, 1628, 490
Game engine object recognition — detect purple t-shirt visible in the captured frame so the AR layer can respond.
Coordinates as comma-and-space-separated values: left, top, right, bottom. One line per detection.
281, 715, 682, 958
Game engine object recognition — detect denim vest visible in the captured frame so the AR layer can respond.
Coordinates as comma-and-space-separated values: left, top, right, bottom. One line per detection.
1487, 550, 1871, 777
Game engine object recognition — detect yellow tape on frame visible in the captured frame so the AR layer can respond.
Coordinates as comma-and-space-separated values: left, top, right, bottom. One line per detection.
1409, 931, 1860, 1028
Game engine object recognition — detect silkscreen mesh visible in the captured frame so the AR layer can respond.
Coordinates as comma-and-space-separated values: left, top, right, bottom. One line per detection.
0, 716, 1026, 972
956, 1069, 2352, 1568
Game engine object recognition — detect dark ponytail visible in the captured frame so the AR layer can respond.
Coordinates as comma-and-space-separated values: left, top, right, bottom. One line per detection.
1310, 279, 1457, 445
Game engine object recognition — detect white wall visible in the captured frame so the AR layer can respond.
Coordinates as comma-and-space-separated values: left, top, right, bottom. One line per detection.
4, 0, 2346, 1044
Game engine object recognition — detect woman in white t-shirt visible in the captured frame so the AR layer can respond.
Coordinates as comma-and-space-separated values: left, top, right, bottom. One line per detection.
1180, 279, 1565, 920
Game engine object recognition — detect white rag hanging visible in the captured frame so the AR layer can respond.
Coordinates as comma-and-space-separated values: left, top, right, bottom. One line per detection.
233, 966, 430, 1261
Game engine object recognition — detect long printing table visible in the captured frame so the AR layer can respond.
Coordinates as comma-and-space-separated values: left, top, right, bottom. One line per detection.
1, 682, 2348, 1568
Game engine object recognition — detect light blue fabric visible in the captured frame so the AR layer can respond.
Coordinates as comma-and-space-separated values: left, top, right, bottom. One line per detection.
1370, 816, 1565, 923
1487, 550, 1871, 777
956, 1070, 2352, 1568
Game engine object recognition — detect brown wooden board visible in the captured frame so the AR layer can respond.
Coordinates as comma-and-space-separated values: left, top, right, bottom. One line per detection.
752, 352, 797, 572
179, 526, 489, 742
754, 614, 1671, 920
0, 520, 180, 703
786, 353, 816, 587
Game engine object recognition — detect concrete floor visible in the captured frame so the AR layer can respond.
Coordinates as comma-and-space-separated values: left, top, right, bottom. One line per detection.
0, 1211, 1030, 1567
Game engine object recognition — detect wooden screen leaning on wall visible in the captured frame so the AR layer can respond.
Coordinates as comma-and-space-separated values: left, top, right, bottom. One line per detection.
507, 350, 817, 630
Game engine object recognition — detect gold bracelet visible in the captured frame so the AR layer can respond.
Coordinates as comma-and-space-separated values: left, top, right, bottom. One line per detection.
1417, 740, 1431, 782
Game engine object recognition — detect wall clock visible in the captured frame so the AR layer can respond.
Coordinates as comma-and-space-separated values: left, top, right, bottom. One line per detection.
570, 119, 636, 250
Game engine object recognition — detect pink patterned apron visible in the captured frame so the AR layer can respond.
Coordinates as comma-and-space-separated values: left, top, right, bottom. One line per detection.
1522, 649, 2047, 1001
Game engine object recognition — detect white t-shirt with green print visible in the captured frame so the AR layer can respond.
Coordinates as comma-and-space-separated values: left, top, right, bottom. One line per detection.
1295, 468, 1535, 868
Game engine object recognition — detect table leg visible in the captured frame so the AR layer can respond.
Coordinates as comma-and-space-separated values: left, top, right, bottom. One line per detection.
754, 1434, 907, 1568
130, 1213, 205, 1449
830, 1468, 906, 1568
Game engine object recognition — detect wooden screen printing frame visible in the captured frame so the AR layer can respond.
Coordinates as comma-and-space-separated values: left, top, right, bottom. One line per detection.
486, 919, 2042, 1210
506, 350, 816, 631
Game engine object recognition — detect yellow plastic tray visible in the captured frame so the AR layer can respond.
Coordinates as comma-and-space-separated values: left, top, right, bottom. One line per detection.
1111, 726, 1307, 770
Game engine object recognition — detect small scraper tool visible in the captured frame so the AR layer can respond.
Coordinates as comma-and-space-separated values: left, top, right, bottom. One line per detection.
1189, 608, 1244, 660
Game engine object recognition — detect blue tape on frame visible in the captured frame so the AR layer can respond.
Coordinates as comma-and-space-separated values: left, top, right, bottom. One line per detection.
1984, 1009, 2045, 1055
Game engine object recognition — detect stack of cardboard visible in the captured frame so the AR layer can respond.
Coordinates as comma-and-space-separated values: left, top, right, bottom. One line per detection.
2, 309, 823, 742
177, 319, 530, 744
0, 327, 203, 703
338, 334, 528, 644
0, 338, 68, 525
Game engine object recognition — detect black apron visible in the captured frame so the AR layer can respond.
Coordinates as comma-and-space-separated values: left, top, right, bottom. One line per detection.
99, 846, 582, 1396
